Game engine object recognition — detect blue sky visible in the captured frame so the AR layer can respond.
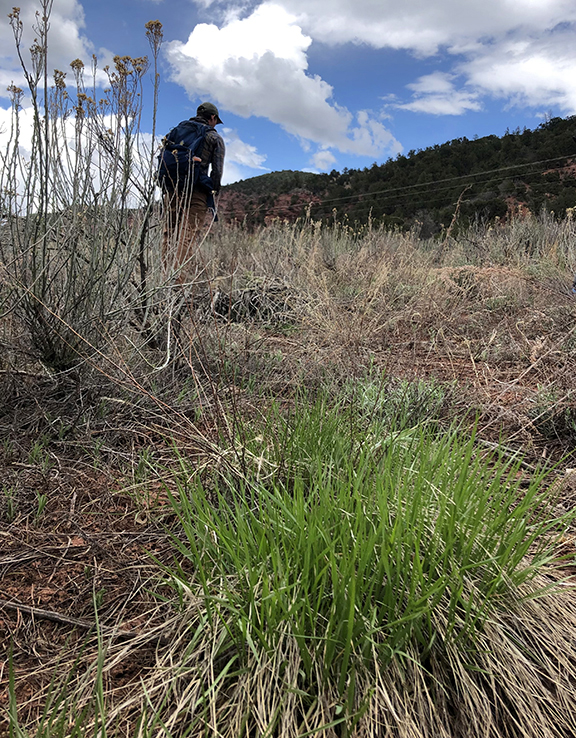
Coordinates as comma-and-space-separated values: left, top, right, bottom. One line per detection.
1, 0, 576, 184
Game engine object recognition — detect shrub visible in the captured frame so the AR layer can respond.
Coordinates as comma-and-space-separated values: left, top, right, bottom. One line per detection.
0, 7, 162, 371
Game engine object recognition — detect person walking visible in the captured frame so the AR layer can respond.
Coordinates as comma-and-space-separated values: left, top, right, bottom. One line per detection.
161, 102, 226, 282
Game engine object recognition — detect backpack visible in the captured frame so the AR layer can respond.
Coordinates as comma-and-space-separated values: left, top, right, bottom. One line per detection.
157, 119, 214, 194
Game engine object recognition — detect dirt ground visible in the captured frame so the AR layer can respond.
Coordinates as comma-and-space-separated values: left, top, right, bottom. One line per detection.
2, 266, 576, 729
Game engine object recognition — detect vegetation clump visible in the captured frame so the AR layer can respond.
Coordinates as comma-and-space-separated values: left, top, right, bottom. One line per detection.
150, 403, 574, 737
2, 5, 576, 738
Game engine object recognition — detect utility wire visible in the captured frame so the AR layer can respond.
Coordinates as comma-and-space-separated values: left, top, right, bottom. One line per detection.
310, 154, 574, 209
222, 153, 576, 220
309, 167, 569, 220
310, 169, 549, 215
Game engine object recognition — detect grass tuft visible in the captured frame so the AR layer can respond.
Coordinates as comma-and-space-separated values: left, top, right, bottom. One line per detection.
132, 400, 575, 737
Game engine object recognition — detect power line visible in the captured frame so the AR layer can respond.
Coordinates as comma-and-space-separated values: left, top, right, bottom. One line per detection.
309, 167, 565, 219
310, 154, 574, 209
221, 153, 576, 221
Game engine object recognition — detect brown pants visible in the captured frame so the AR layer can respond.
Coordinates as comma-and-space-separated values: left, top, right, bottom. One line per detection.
162, 187, 208, 283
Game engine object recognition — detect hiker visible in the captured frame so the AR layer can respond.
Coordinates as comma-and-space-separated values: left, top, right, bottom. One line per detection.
159, 102, 226, 282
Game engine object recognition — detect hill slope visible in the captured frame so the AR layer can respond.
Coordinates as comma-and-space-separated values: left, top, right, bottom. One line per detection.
219, 116, 576, 233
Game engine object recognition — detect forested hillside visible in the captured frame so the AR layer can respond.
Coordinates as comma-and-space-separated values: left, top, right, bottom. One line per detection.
220, 116, 576, 233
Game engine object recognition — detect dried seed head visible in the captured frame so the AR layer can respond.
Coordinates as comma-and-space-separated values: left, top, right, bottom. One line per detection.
8, 7, 22, 38
145, 19, 163, 34
113, 55, 132, 76
77, 92, 95, 107
145, 19, 163, 47
7, 83, 23, 105
53, 69, 66, 89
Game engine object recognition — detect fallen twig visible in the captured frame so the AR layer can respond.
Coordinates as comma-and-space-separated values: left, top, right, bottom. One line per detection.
0, 597, 139, 640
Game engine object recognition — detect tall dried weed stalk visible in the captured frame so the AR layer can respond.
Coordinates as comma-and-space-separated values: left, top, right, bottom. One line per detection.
0, 4, 163, 373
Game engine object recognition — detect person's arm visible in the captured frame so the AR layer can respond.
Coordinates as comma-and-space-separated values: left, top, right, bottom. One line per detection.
209, 133, 226, 193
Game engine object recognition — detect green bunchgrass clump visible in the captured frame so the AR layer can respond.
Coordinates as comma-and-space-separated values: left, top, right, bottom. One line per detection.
529, 385, 576, 442
6, 407, 576, 738
342, 370, 451, 430
134, 399, 575, 737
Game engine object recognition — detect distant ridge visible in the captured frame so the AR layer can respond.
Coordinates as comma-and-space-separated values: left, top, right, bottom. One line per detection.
219, 116, 576, 234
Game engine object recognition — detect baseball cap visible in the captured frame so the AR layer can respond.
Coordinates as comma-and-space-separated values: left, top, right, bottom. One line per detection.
197, 102, 223, 125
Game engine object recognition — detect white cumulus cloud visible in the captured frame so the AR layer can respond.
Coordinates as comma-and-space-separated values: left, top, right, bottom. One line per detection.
462, 29, 576, 113
291, 0, 574, 52
223, 127, 267, 169
221, 126, 269, 182
310, 149, 336, 171
191, 0, 576, 116
399, 72, 481, 115
195, 0, 576, 52
165, 2, 401, 159
0, 0, 94, 96
284, 0, 576, 115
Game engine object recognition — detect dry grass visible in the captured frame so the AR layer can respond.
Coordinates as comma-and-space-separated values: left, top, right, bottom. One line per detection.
2, 212, 576, 736
2, 16, 575, 728
42, 574, 571, 738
